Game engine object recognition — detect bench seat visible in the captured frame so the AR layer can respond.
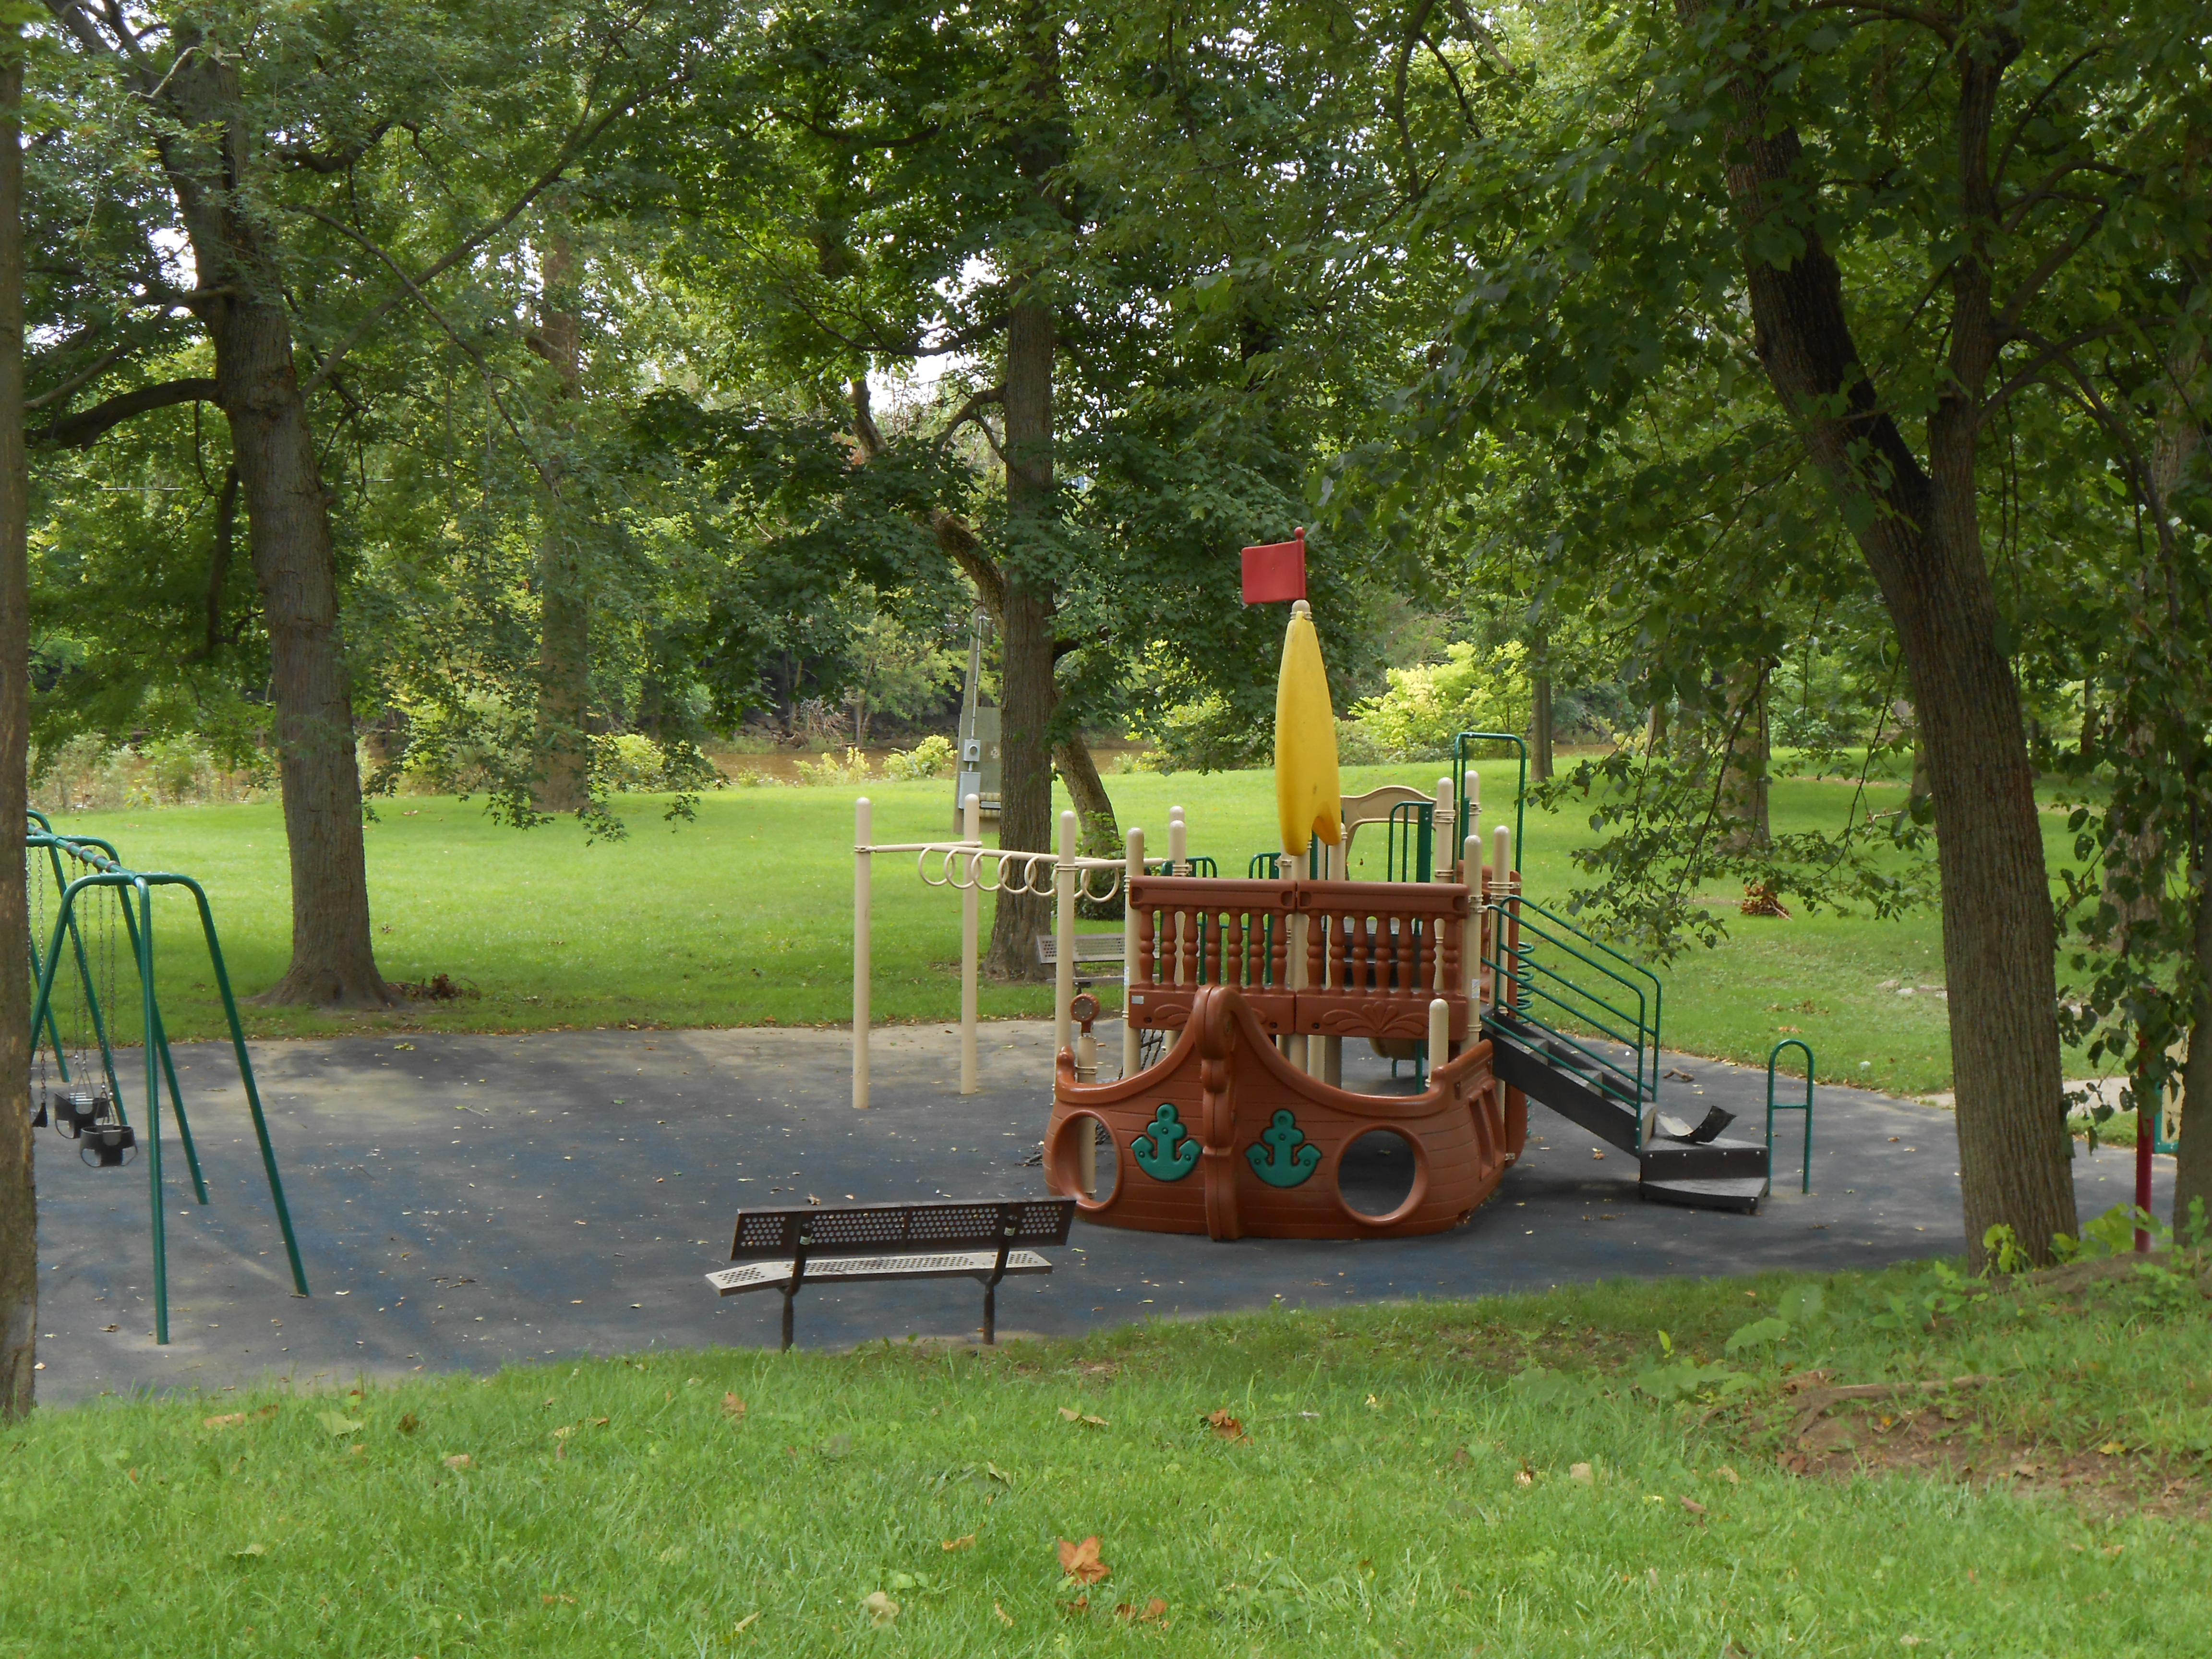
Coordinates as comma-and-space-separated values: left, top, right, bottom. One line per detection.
705, 1197, 1075, 1348
706, 1249, 1054, 1295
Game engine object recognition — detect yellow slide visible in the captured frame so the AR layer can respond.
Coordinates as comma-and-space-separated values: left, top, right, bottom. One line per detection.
1274, 600, 1342, 855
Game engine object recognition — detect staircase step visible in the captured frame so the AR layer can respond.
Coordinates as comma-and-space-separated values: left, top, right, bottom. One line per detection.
1638, 1175, 1767, 1214
1485, 1020, 1641, 1153
1639, 1136, 1769, 1183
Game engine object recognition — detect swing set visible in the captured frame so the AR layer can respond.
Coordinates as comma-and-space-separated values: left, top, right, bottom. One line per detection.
24, 812, 308, 1344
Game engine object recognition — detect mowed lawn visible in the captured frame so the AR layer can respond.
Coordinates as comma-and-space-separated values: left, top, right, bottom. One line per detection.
36, 761, 2091, 1097
4, 1261, 2207, 1657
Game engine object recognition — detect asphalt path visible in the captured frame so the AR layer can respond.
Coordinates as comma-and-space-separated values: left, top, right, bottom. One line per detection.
28, 1022, 2166, 1405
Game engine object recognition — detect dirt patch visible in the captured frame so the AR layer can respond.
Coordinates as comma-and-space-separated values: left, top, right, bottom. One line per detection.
1769, 1395, 2211, 1519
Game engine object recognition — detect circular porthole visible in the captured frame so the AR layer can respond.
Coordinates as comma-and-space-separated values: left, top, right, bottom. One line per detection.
1334, 1127, 1428, 1228
1046, 1111, 1119, 1212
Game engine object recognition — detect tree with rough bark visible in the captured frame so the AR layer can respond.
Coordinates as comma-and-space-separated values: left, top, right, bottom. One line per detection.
1, 16, 35, 1423
1376, 0, 2209, 1262
34, 0, 676, 1002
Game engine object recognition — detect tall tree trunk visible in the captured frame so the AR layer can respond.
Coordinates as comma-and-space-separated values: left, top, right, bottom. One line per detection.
168, 30, 387, 1006
1057, 734, 1122, 921
1703, 16, 2073, 1262
1529, 637, 1554, 782
1719, 660, 1770, 852
2174, 834, 2212, 1236
2144, 141, 2209, 1230
0, 35, 35, 1422
987, 296, 1058, 979
532, 230, 591, 814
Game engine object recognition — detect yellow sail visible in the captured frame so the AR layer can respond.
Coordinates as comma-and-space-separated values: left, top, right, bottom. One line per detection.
1274, 601, 1342, 855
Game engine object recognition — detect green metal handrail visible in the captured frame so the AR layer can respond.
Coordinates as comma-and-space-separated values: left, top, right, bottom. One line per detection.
1454, 731, 1527, 875
1384, 800, 1434, 882
1148, 856, 1219, 878
27, 831, 310, 1344
1483, 890, 1662, 1135
1766, 1038, 1815, 1193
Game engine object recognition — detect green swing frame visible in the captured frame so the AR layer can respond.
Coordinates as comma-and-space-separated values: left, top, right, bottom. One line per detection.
26, 817, 308, 1344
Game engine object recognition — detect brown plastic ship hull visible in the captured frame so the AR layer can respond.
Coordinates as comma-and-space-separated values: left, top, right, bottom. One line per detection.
1046, 985, 1513, 1240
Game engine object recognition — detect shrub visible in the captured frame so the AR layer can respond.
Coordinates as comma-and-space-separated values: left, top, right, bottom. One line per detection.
883, 733, 955, 780
596, 733, 668, 793
794, 746, 873, 787
1348, 641, 1530, 761
142, 735, 213, 803
1334, 719, 1392, 767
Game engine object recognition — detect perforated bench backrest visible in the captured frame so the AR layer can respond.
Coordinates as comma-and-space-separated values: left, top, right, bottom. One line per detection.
728, 1199, 1076, 1262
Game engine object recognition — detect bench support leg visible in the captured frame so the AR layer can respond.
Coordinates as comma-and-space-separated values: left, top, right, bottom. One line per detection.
982, 1281, 996, 1346
780, 1287, 797, 1352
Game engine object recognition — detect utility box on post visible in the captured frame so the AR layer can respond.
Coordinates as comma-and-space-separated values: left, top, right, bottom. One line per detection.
954, 706, 1001, 828
953, 609, 1001, 829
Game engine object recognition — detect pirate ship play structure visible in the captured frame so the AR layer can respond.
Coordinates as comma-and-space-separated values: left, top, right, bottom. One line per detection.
1039, 531, 1773, 1238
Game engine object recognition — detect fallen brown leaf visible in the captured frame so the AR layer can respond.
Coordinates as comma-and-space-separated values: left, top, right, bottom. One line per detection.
1058, 1536, 1110, 1586
1715, 1465, 1739, 1486
1569, 1463, 1593, 1483
397, 1412, 420, 1435
541, 1593, 575, 1605
1058, 1406, 1109, 1427
1062, 1595, 1090, 1616
1680, 1497, 1707, 1519
1204, 1408, 1248, 1442
942, 1533, 977, 1552
994, 1602, 1014, 1627
1514, 1464, 1534, 1487
722, 1394, 747, 1421
1114, 1598, 1168, 1624
443, 1454, 473, 1470
204, 1412, 249, 1429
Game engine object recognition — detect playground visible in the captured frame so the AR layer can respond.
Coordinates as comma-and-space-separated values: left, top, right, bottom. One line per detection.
30, 1019, 2171, 1403
12, 553, 2208, 1659
20, 553, 2185, 1389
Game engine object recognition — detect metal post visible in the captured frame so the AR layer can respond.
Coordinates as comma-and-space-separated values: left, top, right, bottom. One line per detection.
1122, 825, 1143, 1080
1283, 848, 1308, 1073
1463, 770, 1481, 878
182, 878, 308, 1295
1322, 828, 1343, 1085
853, 797, 871, 1110
960, 792, 980, 1096
1433, 776, 1453, 882
1055, 810, 1078, 1062
1464, 834, 1481, 1001
1168, 807, 1188, 988
139, 880, 167, 1345
112, 890, 206, 1202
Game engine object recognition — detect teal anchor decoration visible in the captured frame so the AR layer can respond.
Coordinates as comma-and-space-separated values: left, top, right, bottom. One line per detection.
1246, 1109, 1321, 1188
1130, 1104, 1199, 1182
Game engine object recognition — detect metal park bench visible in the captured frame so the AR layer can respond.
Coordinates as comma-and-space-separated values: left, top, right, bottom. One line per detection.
1034, 932, 1129, 976
704, 1198, 1078, 1350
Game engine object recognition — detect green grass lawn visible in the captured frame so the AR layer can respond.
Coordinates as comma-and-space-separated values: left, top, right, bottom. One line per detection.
6, 1258, 2207, 1656
36, 761, 2093, 1098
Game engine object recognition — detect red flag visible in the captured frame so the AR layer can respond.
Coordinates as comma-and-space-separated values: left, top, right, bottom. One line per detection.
1239, 528, 1307, 604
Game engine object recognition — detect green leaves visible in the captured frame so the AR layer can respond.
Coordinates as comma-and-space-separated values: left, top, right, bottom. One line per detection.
1722, 1317, 1790, 1355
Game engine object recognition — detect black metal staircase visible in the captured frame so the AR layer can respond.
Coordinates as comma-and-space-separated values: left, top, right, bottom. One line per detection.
1480, 893, 1768, 1213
